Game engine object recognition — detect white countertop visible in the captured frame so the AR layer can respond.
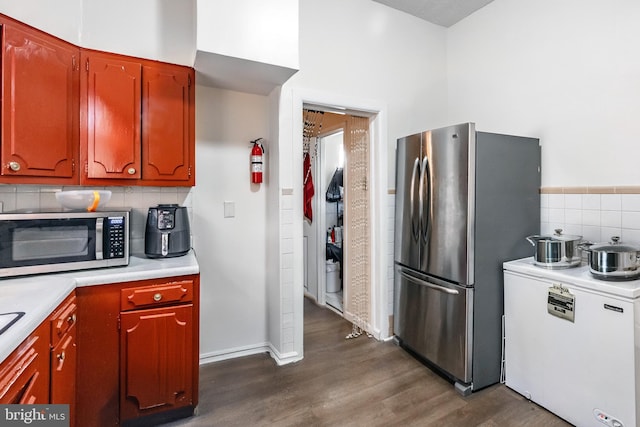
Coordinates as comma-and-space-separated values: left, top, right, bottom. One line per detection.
57, 250, 200, 286
0, 251, 199, 362
504, 256, 640, 299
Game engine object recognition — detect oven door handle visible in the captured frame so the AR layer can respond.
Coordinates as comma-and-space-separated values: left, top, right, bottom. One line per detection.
95, 218, 104, 260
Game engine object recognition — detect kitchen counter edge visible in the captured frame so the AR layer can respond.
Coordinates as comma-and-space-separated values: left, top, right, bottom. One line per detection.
0, 251, 199, 362
504, 256, 640, 299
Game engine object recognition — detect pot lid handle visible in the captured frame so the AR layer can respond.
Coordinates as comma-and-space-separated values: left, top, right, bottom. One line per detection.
554, 228, 563, 235
526, 235, 541, 246
611, 236, 620, 244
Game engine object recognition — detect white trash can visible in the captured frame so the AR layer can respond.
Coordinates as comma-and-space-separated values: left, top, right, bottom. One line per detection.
326, 260, 340, 293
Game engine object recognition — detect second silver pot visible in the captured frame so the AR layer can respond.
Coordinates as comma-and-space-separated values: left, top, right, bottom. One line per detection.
581, 237, 640, 281
526, 229, 583, 269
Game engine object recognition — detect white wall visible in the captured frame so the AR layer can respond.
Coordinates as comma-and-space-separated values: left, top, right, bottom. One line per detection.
196, 0, 298, 70
193, 86, 270, 360
81, 0, 196, 65
266, 87, 284, 358
291, 0, 448, 189
0, 0, 82, 44
447, 0, 640, 187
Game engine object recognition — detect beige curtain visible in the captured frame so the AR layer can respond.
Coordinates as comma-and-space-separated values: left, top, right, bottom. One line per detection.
343, 115, 371, 338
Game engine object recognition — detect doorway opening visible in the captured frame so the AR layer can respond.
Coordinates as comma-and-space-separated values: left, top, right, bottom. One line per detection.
301, 106, 374, 338
304, 128, 344, 312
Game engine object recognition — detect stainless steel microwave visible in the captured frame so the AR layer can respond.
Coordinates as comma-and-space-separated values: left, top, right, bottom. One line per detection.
0, 210, 129, 278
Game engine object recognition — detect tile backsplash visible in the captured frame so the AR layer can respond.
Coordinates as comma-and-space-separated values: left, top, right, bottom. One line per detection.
541, 193, 640, 244
0, 185, 194, 255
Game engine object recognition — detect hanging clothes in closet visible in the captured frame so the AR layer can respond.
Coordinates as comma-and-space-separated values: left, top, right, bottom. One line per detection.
326, 167, 343, 202
303, 152, 314, 222
302, 109, 324, 223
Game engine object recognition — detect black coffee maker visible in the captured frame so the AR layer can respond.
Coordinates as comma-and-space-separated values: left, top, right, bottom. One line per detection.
145, 204, 191, 258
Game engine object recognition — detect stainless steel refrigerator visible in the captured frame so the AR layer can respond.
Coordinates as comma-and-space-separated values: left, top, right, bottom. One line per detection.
393, 122, 540, 394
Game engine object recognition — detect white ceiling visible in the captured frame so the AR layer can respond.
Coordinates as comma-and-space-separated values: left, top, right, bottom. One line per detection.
371, 0, 495, 27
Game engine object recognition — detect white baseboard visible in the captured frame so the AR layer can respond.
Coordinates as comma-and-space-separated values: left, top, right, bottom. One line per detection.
267, 343, 302, 366
199, 342, 301, 366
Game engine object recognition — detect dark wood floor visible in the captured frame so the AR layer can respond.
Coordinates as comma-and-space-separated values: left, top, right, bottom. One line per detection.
165, 298, 570, 427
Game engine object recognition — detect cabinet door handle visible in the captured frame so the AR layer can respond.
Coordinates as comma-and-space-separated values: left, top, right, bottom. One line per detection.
57, 351, 65, 361
127, 167, 136, 175
8, 161, 20, 171
153, 293, 162, 302
68, 313, 76, 325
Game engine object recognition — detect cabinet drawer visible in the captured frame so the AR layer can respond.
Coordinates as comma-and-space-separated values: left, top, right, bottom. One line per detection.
121, 280, 193, 311
50, 293, 77, 348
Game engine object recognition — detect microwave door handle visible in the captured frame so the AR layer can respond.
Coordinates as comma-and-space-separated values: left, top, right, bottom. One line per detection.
95, 218, 104, 260
410, 157, 420, 242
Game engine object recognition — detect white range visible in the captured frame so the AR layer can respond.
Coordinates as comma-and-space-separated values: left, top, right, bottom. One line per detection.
503, 257, 640, 427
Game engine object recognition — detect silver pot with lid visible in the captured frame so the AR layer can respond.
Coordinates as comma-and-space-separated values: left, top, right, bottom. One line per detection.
581, 236, 640, 281
526, 229, 583, 269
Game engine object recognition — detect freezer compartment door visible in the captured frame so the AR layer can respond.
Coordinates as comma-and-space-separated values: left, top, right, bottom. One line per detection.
394, 133, 422, 270
394, 264, 473, 383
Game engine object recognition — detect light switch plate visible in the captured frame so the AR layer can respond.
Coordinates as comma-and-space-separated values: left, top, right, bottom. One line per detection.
224, 201, 235, 218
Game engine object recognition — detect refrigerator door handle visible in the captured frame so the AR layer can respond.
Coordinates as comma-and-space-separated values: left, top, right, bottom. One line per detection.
420, 156, 431, 243
398, 269, 460, 295
410, 157, 420, 242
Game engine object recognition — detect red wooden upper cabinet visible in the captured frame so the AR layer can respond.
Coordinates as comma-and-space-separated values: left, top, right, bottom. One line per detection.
142, 64, 194, 186
81, 50, 142, 181
0, 18, 79, 183
81, 50, 195, 186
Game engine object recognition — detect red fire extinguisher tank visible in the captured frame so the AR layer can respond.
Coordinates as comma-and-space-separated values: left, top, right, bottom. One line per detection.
251, 138, 264, 184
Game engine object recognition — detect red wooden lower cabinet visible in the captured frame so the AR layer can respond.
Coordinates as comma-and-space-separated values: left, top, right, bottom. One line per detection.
120, 304, 194, 421
76, 275, 200, 427
0, 292, 77, 421
0, 322, 49, 404
49, 292, 77, 427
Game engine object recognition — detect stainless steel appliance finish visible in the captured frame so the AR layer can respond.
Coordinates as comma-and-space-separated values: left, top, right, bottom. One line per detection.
145, 204, 191, 258
582, 237, 640, 281
0, 210, 129, 278
527, 229, 583, 269
394, 122, 540, 393
396, 266, 473, 382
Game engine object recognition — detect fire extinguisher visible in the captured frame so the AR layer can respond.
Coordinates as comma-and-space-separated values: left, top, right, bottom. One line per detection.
250, 138, 265, 184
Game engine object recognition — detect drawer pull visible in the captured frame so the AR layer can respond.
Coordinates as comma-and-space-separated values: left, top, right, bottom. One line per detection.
121, 280, 193, 310
68, 313, 76, 325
